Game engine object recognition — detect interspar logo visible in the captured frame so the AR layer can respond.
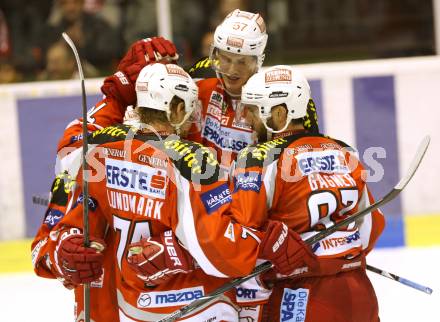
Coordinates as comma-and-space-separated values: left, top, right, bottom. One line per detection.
137, 287, 204, 308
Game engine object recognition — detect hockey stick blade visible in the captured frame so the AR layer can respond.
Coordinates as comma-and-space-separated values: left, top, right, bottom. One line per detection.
62, 32, 91, 322
62, 33, 84, 79
366, 264, 433, 295
159, 136, 430, 322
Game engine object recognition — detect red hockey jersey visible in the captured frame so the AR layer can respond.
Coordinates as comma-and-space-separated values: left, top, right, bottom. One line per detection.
31, 96, 127, 322
41, 124, 264, 321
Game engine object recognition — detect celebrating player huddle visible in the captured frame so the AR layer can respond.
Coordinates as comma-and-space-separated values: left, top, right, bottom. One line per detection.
31, 9, 384, 322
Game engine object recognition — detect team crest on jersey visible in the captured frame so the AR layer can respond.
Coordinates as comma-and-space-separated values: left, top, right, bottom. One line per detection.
224, 222, 235, 242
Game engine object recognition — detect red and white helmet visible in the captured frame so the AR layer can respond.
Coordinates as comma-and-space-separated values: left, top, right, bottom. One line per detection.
212, 9, 268, 69
241, 65, 311, 133
135, 63, 198, 128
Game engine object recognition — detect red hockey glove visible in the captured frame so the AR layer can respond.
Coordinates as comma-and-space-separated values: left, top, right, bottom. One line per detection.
127, 230, 194, 286
259, 221, 319, 276
101, 37, 178, 106
259, 221, 367, 282
55, 229, 106, 285
118, 37, 178, 71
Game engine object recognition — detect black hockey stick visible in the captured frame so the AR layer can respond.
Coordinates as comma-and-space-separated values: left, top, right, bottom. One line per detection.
366, 264, 433, 294
62, 32, 91, 322
29, 204, 432, 295
158, 135, 431, 322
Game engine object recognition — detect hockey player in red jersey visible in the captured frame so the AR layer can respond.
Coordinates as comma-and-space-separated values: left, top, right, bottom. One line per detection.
185, 9, 269, 169
31, 37, 179, 322
132, 65, 385, 322
34, 63, 318, 321
230, 65, 385, 321
70, 10, 322, 320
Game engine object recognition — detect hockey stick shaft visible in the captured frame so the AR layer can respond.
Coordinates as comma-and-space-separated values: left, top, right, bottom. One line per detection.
366, 264, 433, 294
159, 136, 430, 322
62, 32, 91, 322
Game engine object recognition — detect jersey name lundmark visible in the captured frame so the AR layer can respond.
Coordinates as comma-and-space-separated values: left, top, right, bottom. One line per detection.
106, 190, 163, 219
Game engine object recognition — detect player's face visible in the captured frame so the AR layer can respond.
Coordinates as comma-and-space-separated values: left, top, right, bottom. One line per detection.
216, 50, 258, 96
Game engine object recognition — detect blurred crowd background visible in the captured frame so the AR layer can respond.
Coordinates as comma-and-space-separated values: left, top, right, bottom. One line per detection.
0, 0, 435, 83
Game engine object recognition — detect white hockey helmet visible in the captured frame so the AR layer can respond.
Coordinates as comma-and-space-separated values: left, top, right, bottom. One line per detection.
212, 9, 268, 69
241, 65, 311, 133
135, 63, 199, 128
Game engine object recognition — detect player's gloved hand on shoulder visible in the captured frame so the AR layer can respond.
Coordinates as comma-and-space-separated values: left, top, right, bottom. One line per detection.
127, 230, 194, 286
258, 221, 367, 282
259, 220, 318, 276
55, 228, 106, 285
101, 37, 178, 106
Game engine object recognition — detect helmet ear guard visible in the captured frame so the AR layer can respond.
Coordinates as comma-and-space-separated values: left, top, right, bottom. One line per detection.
241, 65, 311, 133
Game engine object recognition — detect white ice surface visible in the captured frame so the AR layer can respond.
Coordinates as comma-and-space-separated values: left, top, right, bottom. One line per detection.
0, 247, 438, 322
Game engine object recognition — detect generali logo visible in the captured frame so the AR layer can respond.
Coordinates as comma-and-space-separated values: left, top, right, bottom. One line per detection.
165, 65, 189, 78
226, 36, 244, 48
265, 69, 292, 83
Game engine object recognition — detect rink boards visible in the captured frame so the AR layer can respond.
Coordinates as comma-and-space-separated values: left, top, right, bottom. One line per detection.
0, 56, 439, 249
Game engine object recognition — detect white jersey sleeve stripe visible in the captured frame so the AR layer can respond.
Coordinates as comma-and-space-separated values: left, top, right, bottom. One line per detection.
173, 165, 228, 278
358, 185, 373, 250
263, 160, 278, 209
